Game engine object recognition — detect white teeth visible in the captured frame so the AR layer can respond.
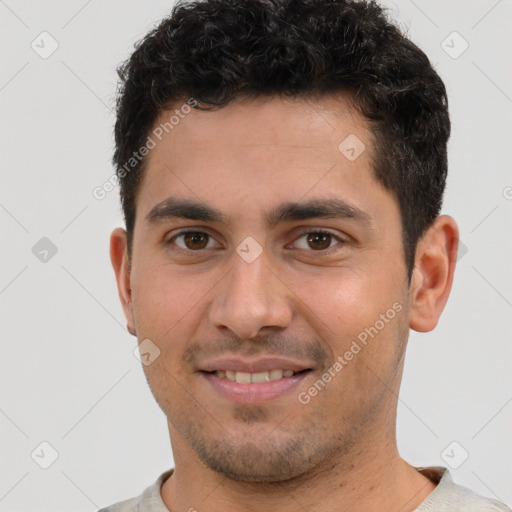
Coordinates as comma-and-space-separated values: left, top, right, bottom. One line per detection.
213, 369, 298, 383
235, 371, 251, 383
269, 369, 283, 380
251, 371, 269, 383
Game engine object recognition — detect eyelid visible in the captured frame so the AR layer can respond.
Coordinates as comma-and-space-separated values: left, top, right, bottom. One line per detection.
164, 227, 350, 254
165, 228, 223, 251
286, 227, 347, 250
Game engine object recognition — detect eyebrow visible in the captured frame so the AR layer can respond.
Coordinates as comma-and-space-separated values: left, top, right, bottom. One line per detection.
145, 196, 372, 227
265, 198, 372, 226
146, 197, 228, 224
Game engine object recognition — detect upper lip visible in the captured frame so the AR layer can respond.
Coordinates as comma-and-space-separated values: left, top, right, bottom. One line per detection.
199, 357, 313, 373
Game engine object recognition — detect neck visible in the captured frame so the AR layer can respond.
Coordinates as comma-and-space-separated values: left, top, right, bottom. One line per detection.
161, 420, 435, 512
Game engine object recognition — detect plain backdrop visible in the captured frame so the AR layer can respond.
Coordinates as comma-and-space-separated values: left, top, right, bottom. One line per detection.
1, 1, 511, 510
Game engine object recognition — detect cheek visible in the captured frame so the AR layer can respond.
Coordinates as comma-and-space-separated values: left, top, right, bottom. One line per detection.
305, 272, 384, 326
296, 265, 406, 357
131, 262, 210, 342
306, 276, 408, 407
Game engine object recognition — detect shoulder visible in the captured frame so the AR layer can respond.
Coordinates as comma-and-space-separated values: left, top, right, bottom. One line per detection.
97, 495, 139, 512
97, 469, 174, 512
416, 467, 511, 512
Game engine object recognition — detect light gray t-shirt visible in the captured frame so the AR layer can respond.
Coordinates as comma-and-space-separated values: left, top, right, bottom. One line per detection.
98, 466, 510, 511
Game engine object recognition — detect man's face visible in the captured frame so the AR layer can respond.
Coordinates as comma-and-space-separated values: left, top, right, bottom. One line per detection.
120, 96, 412, 482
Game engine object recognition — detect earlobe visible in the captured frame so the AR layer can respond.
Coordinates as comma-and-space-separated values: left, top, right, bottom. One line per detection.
409, 215, 459, 333
110, 228, 137, 337
126, 300, 137, 336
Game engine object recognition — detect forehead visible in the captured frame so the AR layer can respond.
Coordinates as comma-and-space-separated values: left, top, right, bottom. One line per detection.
150, 94, 367, 163
136, 94, 390, 223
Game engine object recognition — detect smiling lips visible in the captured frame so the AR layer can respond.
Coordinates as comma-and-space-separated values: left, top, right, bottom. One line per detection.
199, 357, 313, 402
212, 369, 299, 383
200, 357, 312, 381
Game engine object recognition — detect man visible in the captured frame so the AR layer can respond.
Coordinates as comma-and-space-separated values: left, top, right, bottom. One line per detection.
102, 0, 510, 510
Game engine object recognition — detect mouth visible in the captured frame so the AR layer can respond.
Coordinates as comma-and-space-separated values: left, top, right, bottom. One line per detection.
199, 365, 313, 404
202, 368, 309, 383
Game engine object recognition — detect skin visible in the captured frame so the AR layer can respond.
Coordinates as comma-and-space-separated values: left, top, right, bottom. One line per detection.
111, 94, 459, 512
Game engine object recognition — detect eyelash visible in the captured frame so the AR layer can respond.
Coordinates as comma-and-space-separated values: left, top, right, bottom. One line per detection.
286, 228, 346, 254
165, 228, 347, 254
165, 229, 221, 253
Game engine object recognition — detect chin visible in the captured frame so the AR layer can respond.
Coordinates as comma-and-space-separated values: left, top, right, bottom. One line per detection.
192, 434, 329, 483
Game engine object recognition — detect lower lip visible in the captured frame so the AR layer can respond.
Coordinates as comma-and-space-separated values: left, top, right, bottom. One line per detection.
201, 371, 311, 404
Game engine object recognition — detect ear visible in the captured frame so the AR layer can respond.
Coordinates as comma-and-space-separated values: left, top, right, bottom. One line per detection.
110, 228, 136, 336
409, 215, 459, 332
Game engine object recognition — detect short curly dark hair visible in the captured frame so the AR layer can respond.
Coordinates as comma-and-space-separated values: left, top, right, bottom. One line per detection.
113, 0, 450, 277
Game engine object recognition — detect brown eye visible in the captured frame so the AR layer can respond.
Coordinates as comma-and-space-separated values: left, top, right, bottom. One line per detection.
171, 231, 218, 251
291, 230, 344, 252
183, 232, 209, 250
306, 232, 332, 250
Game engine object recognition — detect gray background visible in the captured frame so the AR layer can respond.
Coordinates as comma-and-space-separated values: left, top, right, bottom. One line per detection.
1, 1, 511, 510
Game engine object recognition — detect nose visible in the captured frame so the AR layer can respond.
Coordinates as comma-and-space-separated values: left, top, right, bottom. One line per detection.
208, 253, 293, 340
